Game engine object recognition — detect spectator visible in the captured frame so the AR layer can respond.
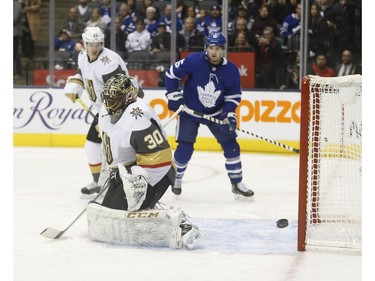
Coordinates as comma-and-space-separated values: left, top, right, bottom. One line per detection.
228, 6, 252, 34
228, 17, 258, 50
119, 3, 136, 35
104, 16, 127, 58
255, 26, 282, 89
179, 17, 205, 50
86, 7, 108, 34
195, 9, 208, 36
183, 4, 197, 21
14, 0, 23, 78
141, 0, 161, 21
151, 22, 185, 54
309, 53, 336, 77
98, 0, 112, 26
144, 6, 159, 38
126, 0, 141, 22
202, 5, 222, 37
318, 0, 340, 58
331, 0, 358, 56
158, 4, 183, 33
61, 7, 86, 42
251, 5, 279, 38
125, 18, 152, 52
176, 0, 188, 20
233, 30, 252, 52
228, 0, 239, 22
308, 2, 329, 56
280, 2, 301, 50
280, 49, 300, 90
267, 0, 288, 27
23, 0, 42, 60
76, 0, 93, 23
335, 49, 360, 76
54, 29, 76, 56
238, 0, 259, 20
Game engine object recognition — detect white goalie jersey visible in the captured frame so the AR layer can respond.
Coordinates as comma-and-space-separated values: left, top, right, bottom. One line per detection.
99, 98, 173, 186
77, 47, 129, 112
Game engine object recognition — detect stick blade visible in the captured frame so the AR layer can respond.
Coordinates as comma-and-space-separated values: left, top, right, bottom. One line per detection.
40, 228, 64, 239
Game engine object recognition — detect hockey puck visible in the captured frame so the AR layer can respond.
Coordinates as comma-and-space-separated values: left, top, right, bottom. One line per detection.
276, 219, 289, 228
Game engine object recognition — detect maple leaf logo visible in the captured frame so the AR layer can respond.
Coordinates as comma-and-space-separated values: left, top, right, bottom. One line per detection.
197, 81, 221, 108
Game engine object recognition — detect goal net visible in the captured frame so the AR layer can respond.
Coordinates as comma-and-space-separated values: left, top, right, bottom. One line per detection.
297, 75, 362, 253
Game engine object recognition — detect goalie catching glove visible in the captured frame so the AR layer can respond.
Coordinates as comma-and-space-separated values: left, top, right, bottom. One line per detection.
166, 90, 183, 112
64, 74, 84, 103
222, 112, 237, 134
118, 164, 149, 212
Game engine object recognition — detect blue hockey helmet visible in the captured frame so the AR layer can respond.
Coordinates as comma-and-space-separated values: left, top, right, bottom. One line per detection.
205, 32, 226, 47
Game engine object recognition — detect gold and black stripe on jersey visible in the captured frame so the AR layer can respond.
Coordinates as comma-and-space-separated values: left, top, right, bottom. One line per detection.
130, 118, 172, 168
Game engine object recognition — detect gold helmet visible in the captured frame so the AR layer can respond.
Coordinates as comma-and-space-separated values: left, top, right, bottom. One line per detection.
101, 74, 139, 115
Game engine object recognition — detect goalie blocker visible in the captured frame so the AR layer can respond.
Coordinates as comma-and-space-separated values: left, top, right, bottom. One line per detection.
86, 203, 206, 249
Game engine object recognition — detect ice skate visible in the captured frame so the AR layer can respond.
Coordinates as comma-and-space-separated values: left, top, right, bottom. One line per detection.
80, 181, 101, 199
232, 182, 254, 201
172, 177, 182, 196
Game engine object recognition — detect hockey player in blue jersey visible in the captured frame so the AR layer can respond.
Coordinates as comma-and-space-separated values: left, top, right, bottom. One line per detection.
164, 31, 254, 200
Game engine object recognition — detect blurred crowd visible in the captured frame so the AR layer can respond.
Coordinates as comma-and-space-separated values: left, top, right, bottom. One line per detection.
13, 0, 362, 89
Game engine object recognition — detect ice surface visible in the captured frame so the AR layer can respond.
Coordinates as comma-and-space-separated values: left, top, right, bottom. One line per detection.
13, 147, 363, 281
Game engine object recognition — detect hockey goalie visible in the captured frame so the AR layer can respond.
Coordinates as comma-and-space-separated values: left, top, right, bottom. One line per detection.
86, 73, 206, 249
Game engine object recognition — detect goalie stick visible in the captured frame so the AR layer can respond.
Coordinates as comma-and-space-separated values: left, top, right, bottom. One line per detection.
182, 106, 300, 154
40, 179, 110, 239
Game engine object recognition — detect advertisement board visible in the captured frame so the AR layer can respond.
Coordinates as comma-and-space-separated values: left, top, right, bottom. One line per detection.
13, 88, 300, 153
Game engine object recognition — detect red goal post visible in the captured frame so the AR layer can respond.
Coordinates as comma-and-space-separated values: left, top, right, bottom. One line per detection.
298, 75, 362, 253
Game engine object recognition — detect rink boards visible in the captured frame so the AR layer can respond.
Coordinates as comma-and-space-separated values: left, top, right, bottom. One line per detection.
13, 88, 300, 154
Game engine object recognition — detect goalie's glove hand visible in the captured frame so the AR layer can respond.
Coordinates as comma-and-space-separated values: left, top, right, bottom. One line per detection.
129, 165, 149, 190
166, 90, 183, 112
118, 164, 149, 211
222, 112, 237, 134
64, 75, 84, 103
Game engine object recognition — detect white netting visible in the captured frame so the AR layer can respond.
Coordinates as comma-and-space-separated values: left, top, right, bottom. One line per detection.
305, 75, 362, 252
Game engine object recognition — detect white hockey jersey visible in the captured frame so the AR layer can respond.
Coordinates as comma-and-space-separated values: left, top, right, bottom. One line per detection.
99, 98, 172, 186
77, 48, 129, 112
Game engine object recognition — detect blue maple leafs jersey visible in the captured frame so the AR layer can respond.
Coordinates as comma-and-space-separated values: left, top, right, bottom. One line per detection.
165, 52, 242, 116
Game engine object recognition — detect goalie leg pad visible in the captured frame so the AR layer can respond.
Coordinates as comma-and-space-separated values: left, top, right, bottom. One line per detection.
86, 203, 184, 248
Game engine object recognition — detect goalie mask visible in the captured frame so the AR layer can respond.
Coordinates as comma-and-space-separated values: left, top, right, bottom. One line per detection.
101, 74, 139, 117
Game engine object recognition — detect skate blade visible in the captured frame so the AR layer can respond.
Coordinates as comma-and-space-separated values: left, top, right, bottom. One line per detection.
233, 194, 255, 202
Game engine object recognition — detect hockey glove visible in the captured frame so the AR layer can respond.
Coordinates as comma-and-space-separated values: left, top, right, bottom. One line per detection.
64, 74, 84, 103
118, 164, 149, 211
222, 112, 237, 134
166, 91, 183, 112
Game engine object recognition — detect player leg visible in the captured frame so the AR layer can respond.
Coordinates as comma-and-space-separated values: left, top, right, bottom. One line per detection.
208, 123, 254, 200
81, 117, 104, 198
172, 116, 200, 195
101, 168, 129, 210
141, 166, 175, 209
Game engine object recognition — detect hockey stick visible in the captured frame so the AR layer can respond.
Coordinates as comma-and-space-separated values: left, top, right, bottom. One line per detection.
163, 104, 185, 128
76, 98, 98, 121
40, 179, 110, 240
182, 106, 300, 154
